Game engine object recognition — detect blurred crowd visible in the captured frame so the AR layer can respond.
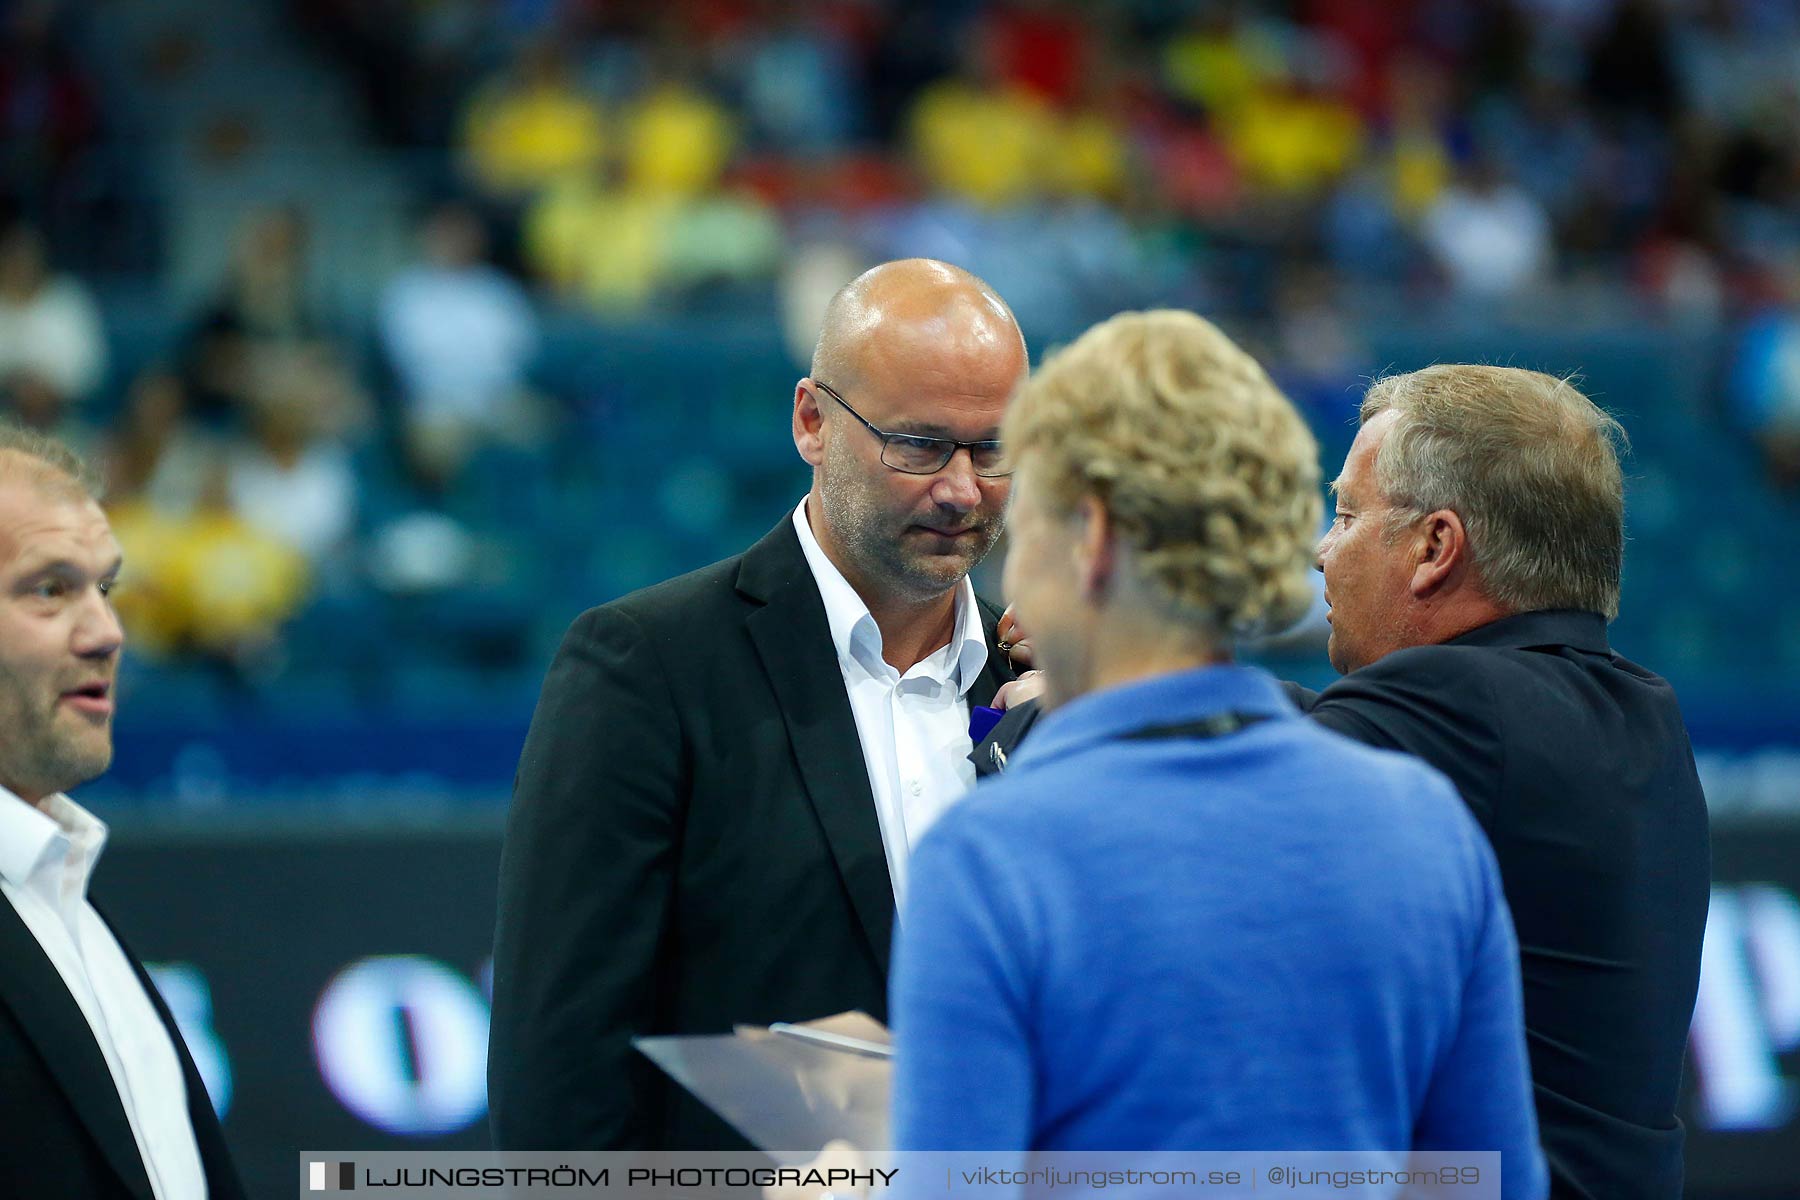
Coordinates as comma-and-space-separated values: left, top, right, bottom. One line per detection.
294, 0, 1800, 488
313, 1, 1800, 308
4, 0, 1800, 693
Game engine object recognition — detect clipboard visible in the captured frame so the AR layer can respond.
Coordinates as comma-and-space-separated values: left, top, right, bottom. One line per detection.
633, 1011, 892, 1160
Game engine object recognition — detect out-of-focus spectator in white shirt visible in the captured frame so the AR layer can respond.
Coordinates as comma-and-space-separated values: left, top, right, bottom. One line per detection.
226, 345, 359, 565
378, 200, 540, 491
0, 222, 105, 430
1422, 159, 1554, 298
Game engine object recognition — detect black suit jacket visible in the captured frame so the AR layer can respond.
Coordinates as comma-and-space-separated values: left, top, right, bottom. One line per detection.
1286, 611, 1709, 1199
489, 518, 1014, 1151
974, 611, 1709, 1199
0, 898, 246, 1200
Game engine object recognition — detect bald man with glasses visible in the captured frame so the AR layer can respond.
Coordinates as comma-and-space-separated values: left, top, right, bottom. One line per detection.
489, 259, 1027, 1151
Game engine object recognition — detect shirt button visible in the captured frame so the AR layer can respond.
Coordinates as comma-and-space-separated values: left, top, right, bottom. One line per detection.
909, 780, 922, 797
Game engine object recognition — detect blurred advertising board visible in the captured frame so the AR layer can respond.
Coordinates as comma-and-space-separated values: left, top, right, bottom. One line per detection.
90, 817, 1800, 1199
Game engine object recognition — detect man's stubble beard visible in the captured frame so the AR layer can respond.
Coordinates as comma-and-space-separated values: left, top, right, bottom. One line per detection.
0, 666, 112, 801
818, 445, 1005, 603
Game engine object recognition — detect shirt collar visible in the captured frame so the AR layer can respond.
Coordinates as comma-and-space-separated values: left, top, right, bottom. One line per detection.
1443, 608, 1610, 655
0, 787, 106, 888
792, 498, 987, 693
1010, 664, 1298, 774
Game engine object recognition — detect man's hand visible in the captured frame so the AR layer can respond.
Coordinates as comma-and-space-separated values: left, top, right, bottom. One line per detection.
995, 605, 1035, 671
993, 670, 1047, 711
994, 606, 1045, 710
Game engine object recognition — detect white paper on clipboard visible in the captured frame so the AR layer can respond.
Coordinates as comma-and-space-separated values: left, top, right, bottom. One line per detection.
633, 1011, 892, 1162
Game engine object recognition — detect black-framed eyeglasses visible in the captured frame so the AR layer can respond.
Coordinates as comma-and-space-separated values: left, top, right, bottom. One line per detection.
811, 379, 1011, 478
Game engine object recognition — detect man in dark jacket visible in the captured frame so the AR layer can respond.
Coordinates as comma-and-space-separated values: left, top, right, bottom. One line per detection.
1300, 365, 1708, 1199
489, 259, 1026, 1150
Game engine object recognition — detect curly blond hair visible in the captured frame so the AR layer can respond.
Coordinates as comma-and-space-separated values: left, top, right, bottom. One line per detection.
1004, 309, 1321, 638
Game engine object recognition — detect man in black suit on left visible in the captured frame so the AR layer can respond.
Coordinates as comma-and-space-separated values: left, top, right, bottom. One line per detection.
489, 258, 1027, 1150
0, 422, 245, 1200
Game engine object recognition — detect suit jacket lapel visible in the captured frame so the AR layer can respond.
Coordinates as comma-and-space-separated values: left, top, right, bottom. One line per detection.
740, 521, 896, 975
739, 521, 1021, 977
103, 911, 247, 1200
0, 898, 154, 1200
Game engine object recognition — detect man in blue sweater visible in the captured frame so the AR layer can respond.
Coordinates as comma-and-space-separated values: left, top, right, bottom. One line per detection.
889, 310, 1547, 1199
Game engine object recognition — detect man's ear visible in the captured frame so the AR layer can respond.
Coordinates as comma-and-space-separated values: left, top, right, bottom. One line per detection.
1409, 508, 1469, 598
793, 380, 825, 467
1076, 495, 1117, 600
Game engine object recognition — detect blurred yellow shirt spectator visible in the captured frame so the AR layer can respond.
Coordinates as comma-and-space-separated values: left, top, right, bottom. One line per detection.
108, 500, 310, 657
525, 179, 676, 312
461, 70, 605, 197
1162, 24, 1279, 115
1390, 129, 1453, 217
1048, 109, 1130, 200
526, 178, 782, 313
624, 83, 735, 197
907, 80, 1058, 208
105, 501, 183, 657
1224, 89, 1364, 195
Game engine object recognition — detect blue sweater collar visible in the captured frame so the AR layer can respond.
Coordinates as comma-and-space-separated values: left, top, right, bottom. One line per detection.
1011, 664, 1297, 773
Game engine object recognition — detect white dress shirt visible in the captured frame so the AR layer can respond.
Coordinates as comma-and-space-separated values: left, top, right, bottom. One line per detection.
0, 789, 208, 1200
793, 499, 987, 908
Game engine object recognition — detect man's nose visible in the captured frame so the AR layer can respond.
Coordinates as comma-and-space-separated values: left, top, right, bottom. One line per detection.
931, 448, 983, 511
73, 589, 124, 659
1314, 531, 1333, 572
